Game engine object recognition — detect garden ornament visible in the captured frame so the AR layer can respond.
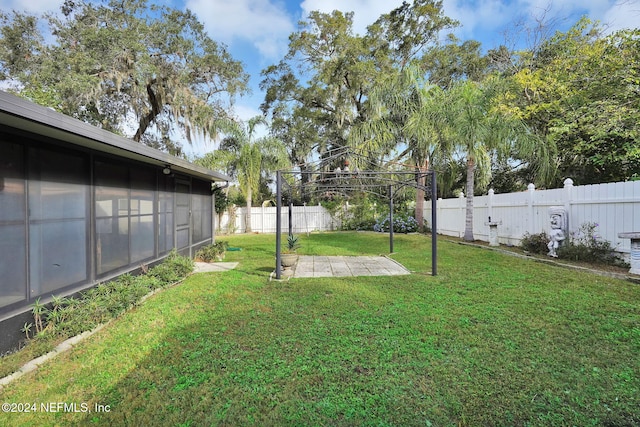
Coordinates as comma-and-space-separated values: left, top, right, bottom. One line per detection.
547, 207, 567, 257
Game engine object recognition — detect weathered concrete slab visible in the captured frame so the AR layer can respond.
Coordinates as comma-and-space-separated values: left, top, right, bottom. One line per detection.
193, 262, 238, 273
294, 255, 410, 278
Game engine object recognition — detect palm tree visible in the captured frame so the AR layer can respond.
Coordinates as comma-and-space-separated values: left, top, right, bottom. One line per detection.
352, 67, 550, 241
444, 78, 547, 241
199, 116, 290, 232
350, 65, 447, 231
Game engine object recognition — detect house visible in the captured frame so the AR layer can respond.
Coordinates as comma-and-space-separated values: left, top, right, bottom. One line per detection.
0, 91, 229, 353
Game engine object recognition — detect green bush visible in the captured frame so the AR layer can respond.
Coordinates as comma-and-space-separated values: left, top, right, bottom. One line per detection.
149, 250, 194, 283
337, 195, 385, 231
195, 241, 228, 262
25, 251, 193, 342
342, 216, 377, 231
374, 214, 419, 233
521, 223, 626, 267
558, 222, 623, 266
520, 231, 550, 254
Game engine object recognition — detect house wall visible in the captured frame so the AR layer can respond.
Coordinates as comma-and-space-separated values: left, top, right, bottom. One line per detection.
0, 129, 214, 353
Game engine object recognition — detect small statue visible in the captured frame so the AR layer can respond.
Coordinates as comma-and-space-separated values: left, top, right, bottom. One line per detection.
547, 210, 566, 257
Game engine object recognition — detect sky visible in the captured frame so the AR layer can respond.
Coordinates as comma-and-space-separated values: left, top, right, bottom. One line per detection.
1, 0, 638, 156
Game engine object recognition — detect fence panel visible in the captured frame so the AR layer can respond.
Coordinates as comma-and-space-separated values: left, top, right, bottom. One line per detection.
218, 205, 340, 234
435, 196, 466, 237
218, 180, 640, 256
492, 190, 530, 245
424, 179, 640, 255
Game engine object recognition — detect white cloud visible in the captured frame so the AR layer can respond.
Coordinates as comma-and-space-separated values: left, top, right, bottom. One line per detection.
186, 0, 294, 60
442, 0, 638, 49
233, 103, 263, 122
443, 0, 512, 40
300, 0, 404, 34
602, 0, 640, 33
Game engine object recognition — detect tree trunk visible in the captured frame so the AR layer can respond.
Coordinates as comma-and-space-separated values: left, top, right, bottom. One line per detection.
414, 158, 429, 232
245, 189, 253, 233
133, 81, 161, 142
300, 163, 311, 204
464, 157, 475, 241
217, 212, 224, 232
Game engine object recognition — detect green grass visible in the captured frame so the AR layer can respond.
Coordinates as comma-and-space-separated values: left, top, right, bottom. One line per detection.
1, 232, 639, 426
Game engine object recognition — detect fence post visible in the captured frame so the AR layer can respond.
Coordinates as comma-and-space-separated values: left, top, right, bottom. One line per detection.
564, 178, 574, 233
488, 189, 494, 222
527, 183, 535, 235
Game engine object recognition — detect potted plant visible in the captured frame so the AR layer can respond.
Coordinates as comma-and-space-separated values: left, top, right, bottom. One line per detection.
281, 234, 300, 270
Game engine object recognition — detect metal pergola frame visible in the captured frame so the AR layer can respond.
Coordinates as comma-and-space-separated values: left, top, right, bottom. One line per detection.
274, 169, 437, 279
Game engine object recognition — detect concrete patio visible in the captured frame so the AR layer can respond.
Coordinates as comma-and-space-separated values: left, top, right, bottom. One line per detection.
293, 255, 410, 278
194, 262, 239, 273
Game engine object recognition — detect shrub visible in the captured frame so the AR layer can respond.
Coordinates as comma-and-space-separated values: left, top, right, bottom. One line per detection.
558, 222, 622, 265
342, 217, 377, 231
284, 234, 301, 253
374, 214, 419, 233
23, 251, 193, 343
520, 232, 550, 254
149, 250, 194, 283
337, 195, 384, 231
195, 240, 228, 262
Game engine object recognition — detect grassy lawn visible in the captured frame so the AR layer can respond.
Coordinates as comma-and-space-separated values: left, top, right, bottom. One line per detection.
1, 232, 639, 426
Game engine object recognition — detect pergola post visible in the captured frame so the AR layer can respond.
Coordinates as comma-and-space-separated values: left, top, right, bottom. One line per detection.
275, 170, 282, 279
288, 199, 293, 237
389, 184, 394, 253
273, 167, 438, 278
431, 170, 437, 276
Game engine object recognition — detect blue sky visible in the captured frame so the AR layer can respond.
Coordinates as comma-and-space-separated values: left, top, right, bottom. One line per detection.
1, 0, 638, 155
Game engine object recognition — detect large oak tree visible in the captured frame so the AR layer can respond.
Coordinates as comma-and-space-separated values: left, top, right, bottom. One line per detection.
260, 1, 457, 171
0, 0, 249, 154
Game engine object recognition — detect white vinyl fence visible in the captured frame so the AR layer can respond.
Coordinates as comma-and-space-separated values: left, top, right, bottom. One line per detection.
424, 179, 640, 256
218, 205, 340, 234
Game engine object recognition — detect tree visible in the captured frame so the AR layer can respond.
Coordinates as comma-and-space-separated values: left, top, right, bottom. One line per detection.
444, 78, 544, 241
352, 32, 493, 221
0, 0, 248, 153
350, 65, 448, 230
269, 103, 322, 198
499, 18, 640, 185
212, 185, 229, 232
421, 35, 489, 88
197, 116, 290, 233
260, 1, 457, 173
260, 9, 373, 166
